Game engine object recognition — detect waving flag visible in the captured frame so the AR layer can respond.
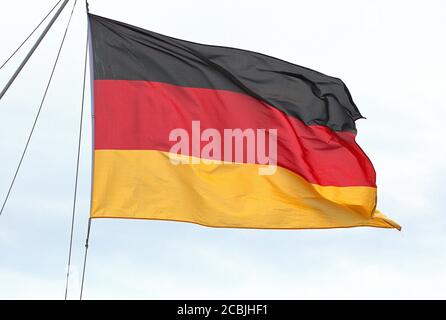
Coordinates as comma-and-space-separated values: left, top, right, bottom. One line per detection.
88, 14, 399, 230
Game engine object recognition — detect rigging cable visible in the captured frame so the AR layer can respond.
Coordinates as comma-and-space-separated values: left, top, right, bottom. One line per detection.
0, 0, 63, 71
64, 6, 89, 300
80, 218, 92, 300
0, 0, 78, 217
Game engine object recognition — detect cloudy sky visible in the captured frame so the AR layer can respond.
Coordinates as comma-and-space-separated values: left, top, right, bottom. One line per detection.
0, 0, 445, 299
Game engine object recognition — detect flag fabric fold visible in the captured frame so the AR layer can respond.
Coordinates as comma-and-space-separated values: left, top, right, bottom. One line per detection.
88, 14, 400, 230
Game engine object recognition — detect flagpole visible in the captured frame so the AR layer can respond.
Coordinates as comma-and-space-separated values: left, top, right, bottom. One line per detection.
80, 1, 94, 300
64, 1, 89, 298
0, 0, 70, 101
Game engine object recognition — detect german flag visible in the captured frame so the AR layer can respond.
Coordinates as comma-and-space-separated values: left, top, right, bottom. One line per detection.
88, 14, 400, 230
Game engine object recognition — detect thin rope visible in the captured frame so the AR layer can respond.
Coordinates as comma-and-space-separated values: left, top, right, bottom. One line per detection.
0, 0, 78, 218
80, 218, 92, 300
0, 0, 63, 71
64, 19, 89, 301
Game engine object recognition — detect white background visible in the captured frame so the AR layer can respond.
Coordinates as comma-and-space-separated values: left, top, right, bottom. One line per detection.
0, 0, 445, 299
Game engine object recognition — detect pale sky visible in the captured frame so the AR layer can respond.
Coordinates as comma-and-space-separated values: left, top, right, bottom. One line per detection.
0, 0, 445, 299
